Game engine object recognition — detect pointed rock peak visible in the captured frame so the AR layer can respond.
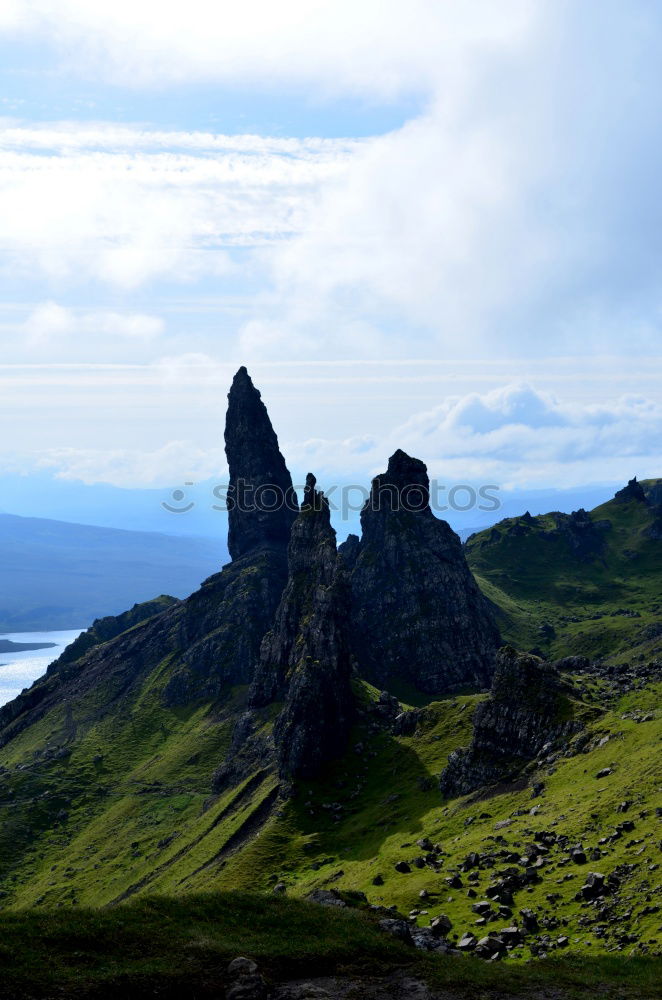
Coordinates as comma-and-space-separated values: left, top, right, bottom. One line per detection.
303, 471, 317, 505
224, 367, 298, 560
301, 471, 328, 514
227, 365, 259, 401
365, 448, 430, 517
614, 476, 647, 504
387, 448, 429, 487
338, 532, 360, 571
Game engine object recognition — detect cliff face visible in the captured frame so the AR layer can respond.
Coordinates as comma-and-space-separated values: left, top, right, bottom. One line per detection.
348, 450, 500, 694
213, 474, 354, 787
440, 646, 578, 797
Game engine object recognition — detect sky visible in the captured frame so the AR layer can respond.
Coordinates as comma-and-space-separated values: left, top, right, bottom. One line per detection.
1, 0, 661, 509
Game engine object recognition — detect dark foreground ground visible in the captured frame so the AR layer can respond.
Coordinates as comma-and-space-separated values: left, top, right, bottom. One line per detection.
0, 893, 659, 1000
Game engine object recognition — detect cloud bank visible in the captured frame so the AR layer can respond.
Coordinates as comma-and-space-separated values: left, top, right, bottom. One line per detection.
34, 382, 662, 490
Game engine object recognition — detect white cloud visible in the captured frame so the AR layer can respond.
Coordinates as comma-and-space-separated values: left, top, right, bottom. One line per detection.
4, 5, 662, 367
391, 384, 662, 463
284, 383, 662, 489
22, 302, 164, 347
0, 125, 356, 288
2, 1, 536, 96
39, 440, 226, 487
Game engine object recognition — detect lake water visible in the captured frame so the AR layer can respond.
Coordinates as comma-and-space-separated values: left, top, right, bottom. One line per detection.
0, 629, 84, 708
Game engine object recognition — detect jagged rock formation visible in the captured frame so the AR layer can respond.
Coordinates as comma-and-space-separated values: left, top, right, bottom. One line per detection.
161, 549, 289, 705
163, 369, 298, 704
440, 646, 578, 797
548, 508, 611, 561
246, 475, 353, 779
347, 450, 499, 694
614, 476, 648, 505
337, 532, 360, 571
225, 366, 298, 560
0, 373, 502, 802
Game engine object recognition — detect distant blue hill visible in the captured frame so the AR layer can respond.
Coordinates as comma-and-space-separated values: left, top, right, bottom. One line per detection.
0, 513, 224, 632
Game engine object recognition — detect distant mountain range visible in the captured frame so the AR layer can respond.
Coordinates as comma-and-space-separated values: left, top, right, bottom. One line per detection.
0, 513, 223, 632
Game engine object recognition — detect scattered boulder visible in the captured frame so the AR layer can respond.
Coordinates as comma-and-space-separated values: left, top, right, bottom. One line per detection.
429, 914, 453, 937
520, 908, 539, 933
458, 932, 477, 951
226, 956, 268, 1000
306, 889, 347, 907
378, 918, 413, 944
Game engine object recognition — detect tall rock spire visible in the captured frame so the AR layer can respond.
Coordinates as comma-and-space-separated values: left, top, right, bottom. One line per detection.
348, 449, 500, 694
224, 367, 298, 560
249, 473, 353, 779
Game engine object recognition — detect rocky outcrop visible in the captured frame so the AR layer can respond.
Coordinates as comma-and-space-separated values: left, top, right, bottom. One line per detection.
224, 366, 298, 560
337, 532, 360, 571
250, 474, 353, 779
614, 476, 648, 505
348, 450, 499, 694
440, 646, 578, 797
56, 596, 179, 667
550, 508, 611, 561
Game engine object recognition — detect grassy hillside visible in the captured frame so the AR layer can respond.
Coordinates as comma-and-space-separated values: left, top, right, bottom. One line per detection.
1, 658, 659, 964
465, 481, 662, 663
0, 480, 659, 989
1, 892, 659, 999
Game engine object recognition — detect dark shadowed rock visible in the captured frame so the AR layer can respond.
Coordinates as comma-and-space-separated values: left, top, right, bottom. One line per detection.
337, 532, 360, 571
614, 476, 648, 505
250, 474, 354, 780
440, 646, 579, 797
378, 918, 413, 944
225, 366, 298, 560
348, 449, 499, 694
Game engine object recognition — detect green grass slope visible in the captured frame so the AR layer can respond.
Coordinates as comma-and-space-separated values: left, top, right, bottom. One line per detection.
465, 481, 662, 662
1, 668, 659, 964
2, 892, 659, 999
